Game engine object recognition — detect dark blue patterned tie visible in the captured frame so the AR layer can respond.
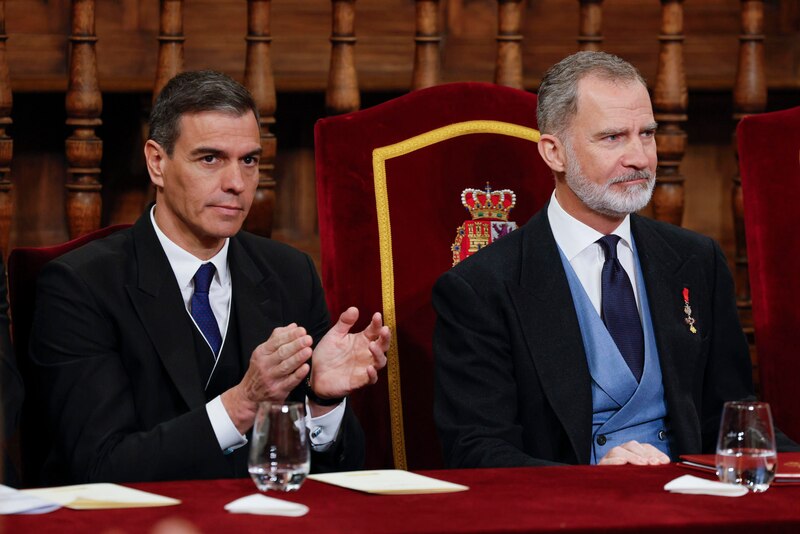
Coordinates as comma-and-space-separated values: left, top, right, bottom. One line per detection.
597, 235, 644, 382
192, 263, 222, 356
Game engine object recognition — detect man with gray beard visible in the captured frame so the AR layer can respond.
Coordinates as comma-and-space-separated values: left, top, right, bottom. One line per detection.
432, 51, 788, 468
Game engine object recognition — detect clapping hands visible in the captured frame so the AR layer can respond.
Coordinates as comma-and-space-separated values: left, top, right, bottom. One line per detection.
308, 307, 390, 401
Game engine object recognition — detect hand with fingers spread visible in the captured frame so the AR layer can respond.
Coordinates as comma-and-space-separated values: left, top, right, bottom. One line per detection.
597, 440, 670, 466
221, 323, 314, 433
308, 307, 390, 403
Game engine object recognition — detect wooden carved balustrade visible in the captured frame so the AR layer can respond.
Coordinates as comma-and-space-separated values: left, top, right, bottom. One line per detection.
154, 0, 184, 102
0, 0, 12, 260
578, 0, 604, 51
732, 0, 767, 347
1, 1, 796, 264
140, 0, 184, 211
65, 0, 102, 239
495, 0, 524, 89
326, 0, 360, 115
652, 0, 688, 226
243, 0, 277, 237
411, 0, 441, 90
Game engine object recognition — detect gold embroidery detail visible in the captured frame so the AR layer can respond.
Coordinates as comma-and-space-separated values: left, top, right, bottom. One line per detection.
466, 221, 491, 253
372, 120, 540, 469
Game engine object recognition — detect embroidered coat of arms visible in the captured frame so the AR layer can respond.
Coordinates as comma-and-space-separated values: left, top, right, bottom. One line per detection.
451, 184, 518, 266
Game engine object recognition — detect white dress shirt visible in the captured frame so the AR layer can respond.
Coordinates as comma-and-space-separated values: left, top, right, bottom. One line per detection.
150, 206, 345, 453
546, 192, 642, 318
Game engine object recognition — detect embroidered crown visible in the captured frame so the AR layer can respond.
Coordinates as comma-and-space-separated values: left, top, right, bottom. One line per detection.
461, 183, 516, 221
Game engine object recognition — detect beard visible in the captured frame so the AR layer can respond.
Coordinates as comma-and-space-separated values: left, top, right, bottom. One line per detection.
563, 142, 656, 218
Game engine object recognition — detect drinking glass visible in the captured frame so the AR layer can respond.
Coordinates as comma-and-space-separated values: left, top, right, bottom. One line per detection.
715, 401, 777, 492
248, 401, 310, 492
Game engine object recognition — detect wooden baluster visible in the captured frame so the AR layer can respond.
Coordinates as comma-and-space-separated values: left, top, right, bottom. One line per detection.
732, 0, 766, 347
652, 0, 687, 226
243, 0, 277, 238
140, 0, 183, 211
446, 0, 464, 37
65, 0, 102, 238
154, 0, 184, 102
326, 0, 360, 115
0, 0, 12, 259
578, 0, 604, 51
495, 0, 524, 89
411, 0, 441, 90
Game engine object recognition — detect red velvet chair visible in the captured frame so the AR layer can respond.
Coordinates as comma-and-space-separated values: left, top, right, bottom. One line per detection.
315, 82, 554, 469
738, 105, 800, 442
8, 224, 130, 486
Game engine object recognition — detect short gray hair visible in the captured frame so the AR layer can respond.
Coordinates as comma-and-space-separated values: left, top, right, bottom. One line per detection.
148, 70, 259, 156
536, 51, 646, 137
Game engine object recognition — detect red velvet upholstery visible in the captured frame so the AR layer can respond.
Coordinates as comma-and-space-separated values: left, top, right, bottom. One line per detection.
738, 106, 800, 442
7, 224, 130, 486
7, 465, 800, 533
315, 82, 554, 470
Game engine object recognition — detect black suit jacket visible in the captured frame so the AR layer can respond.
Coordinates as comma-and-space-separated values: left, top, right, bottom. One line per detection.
31, 212, 364, 483
1, 258, 24, 485
433, 208, 782, 468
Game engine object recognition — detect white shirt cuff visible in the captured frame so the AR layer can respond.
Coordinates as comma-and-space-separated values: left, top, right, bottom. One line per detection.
206, 395, 248, 454
305, 397, 346, 452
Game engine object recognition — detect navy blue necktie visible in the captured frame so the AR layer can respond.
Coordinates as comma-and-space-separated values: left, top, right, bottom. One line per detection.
597, 235, 644, 382
192, 263, 222, 357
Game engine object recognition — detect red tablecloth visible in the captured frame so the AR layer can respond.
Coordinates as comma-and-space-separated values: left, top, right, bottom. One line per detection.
4, 464, 800, 533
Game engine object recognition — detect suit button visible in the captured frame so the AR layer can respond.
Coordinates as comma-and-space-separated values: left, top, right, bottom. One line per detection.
658, 430, 666, 441
596, 434, 607, 446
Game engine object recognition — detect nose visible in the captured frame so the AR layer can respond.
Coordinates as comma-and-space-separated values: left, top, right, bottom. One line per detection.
222, 162, 247, 194
621, 136, 653, 170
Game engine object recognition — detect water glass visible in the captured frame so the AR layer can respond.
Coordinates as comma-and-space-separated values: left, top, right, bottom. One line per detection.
248, 401, 310, 492
715, 401, 777, 492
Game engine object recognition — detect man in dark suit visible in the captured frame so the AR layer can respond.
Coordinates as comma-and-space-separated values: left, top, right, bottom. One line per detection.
31, 71, 390, 484
433, 51, 793, 468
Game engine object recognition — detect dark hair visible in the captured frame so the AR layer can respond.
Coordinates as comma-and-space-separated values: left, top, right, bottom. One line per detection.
537, 51, 646, 137
148, 70, 259, 155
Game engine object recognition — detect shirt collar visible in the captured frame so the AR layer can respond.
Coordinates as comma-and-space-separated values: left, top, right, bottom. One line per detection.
546, 190, 632, 260
150, 205, 231, 291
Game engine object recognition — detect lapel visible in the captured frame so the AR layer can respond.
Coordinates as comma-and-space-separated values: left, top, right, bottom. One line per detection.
125, 212, 206, 409
228, 235, 286, 371
631, 215, 705, 453
125, 217, 287, 410
507, 208, 593, 464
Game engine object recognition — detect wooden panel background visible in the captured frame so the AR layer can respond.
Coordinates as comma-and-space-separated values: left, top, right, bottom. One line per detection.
3, 0, 800, 258
6, 1, 800, 92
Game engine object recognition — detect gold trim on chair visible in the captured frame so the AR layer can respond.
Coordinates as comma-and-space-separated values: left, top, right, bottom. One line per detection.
372, 120, 540, 469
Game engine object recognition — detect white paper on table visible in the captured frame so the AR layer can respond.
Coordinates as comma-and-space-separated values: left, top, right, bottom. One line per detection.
0, 484, 60, 514
664, 475, 749, 497
21, 483, 181, 509
307, 470, 469, 495
224, 494, 309, 517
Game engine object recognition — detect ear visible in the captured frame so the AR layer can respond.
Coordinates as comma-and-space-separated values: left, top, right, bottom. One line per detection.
537, 133, 567, 174
144, 140, 167, 188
